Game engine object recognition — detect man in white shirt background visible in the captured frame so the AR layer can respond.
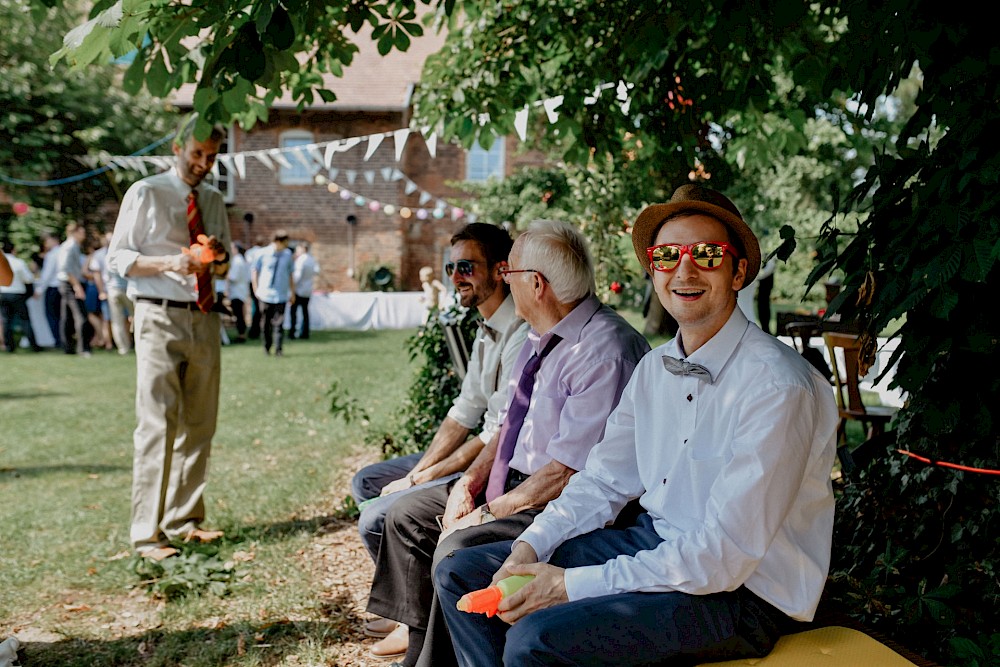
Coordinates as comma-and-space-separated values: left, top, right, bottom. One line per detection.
1, 240, 42, 353
34, 232, 62, 347
289, 241, 319, 340
434, 185, 839, 667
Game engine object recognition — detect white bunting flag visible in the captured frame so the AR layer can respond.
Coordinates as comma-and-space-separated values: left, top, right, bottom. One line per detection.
514, 106, 530, 142
270, 150, 292, 170
346, 170, 357, 184
424, 130, 438, 158
234, 153, 246, 179
393, 128, 411, 161
255, 152, 275, 170
364, 133, 384, 161
363, 170, 375, 184
324, 141, 338, 168
543, 96, 563, 124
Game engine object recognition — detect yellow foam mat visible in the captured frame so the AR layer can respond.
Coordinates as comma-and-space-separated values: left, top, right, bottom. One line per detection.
698, 626, 918, 666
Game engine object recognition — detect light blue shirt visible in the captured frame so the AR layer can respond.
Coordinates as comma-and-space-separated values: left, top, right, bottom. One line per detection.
253, 244, 294, 304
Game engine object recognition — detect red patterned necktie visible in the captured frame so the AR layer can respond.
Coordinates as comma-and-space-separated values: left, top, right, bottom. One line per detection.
187, 190, 214, 313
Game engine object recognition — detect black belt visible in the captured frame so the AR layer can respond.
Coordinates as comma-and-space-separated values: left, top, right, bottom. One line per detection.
504, 468, 530, 493
136, 296, 199, 310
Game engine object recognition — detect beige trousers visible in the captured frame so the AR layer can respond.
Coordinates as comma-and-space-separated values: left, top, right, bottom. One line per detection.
130, 301, 221, 550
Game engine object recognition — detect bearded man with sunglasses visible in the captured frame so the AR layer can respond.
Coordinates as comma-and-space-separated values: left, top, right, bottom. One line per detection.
434, 185, 840, 667
351, 222, 530, 656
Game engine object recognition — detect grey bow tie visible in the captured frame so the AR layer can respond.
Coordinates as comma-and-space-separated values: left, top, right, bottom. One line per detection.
662, 355, 713, 383
478, 320, 497, 342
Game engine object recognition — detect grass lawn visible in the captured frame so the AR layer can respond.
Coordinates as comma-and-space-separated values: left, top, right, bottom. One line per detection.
1, 328, 413, 666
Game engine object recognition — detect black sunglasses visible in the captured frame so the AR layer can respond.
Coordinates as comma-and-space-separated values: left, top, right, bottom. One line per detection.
445, 259, 479, 277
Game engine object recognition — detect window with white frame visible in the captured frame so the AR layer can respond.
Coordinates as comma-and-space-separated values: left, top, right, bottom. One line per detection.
465, 138, 505, 182
211, 125, 236, 204
279, 130, 319, 185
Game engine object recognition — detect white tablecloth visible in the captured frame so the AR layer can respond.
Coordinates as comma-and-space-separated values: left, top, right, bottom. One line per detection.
304, 291, 427, 331
20, 291, 427, 348
25, 295, 56, 347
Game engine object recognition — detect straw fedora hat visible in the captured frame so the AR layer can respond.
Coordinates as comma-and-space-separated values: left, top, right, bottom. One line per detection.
631, 184, 761, 288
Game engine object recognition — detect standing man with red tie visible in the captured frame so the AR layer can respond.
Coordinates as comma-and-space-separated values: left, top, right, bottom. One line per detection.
108, 114, 232, 561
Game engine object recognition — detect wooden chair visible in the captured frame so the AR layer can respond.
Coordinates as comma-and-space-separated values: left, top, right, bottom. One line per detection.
822, 331, 898, 445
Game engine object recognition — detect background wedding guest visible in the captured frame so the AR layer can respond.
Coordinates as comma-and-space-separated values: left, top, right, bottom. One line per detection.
1, 240, 42, 352
226, 241, 250, 343
56, 222, 91, 357
290, 242, 319, 339
35, 233, 63, 347
251, 229, 294, 357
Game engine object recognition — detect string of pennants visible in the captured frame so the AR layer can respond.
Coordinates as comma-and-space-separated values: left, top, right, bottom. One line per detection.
77, 125, 440, 179
84, 78, 636, 176
4, 78, 637, 210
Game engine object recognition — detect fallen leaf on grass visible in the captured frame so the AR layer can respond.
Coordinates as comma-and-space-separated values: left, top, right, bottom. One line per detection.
63, 603, 91, 612
109, 550, 131, 561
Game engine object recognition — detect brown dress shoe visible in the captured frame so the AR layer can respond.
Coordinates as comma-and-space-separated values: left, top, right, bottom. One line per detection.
369, 624, 408, 660
137, 546, 179, 561
184, 528, 224, 543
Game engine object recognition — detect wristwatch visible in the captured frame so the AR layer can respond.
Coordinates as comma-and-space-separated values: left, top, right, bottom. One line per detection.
479, 504, 497, 524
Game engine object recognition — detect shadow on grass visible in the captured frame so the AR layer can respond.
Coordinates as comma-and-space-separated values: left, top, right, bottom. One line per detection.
0, 464, 129, 479
0, 390, 71, 401
17, 592, 362, 666
231, 506, 358, 545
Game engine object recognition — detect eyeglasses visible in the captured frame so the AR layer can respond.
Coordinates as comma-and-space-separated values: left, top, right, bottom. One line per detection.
646, 241, 738, 272
445, 259, 479, 277
499, 268, 549, 284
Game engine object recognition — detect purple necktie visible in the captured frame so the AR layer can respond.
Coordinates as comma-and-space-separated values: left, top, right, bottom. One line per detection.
485, 334, 562, 502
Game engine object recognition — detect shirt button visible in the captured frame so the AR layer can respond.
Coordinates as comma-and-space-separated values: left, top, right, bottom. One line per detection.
687, 394, 693, 402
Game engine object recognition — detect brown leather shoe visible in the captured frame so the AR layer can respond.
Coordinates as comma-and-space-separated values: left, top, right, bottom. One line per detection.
364, 617, 399, 638
369, 624, 407, 660
184, 528, 224, 543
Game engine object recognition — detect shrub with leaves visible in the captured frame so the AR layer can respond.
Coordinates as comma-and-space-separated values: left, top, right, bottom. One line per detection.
131, 543, 248, 601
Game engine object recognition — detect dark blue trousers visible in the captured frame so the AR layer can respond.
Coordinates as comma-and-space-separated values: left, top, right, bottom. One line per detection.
435, 513, 788, 667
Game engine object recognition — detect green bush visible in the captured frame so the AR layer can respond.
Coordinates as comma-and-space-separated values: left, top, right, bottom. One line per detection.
828, 445, 1000, 666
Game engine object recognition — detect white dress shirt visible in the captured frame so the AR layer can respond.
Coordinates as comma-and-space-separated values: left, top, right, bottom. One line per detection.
293, 252, 319, 298
0, 254, 33, 295
447, 294, 529, 445
36, 247, 61, 295
108, 167, 231, 302
226, 253, 250, 302
517, 308, 839, 622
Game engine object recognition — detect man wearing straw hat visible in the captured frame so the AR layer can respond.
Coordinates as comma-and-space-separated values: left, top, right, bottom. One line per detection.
434, 185, 839, 667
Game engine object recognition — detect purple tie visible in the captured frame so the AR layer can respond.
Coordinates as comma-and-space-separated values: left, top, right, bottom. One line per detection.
485, 334, 562, 502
